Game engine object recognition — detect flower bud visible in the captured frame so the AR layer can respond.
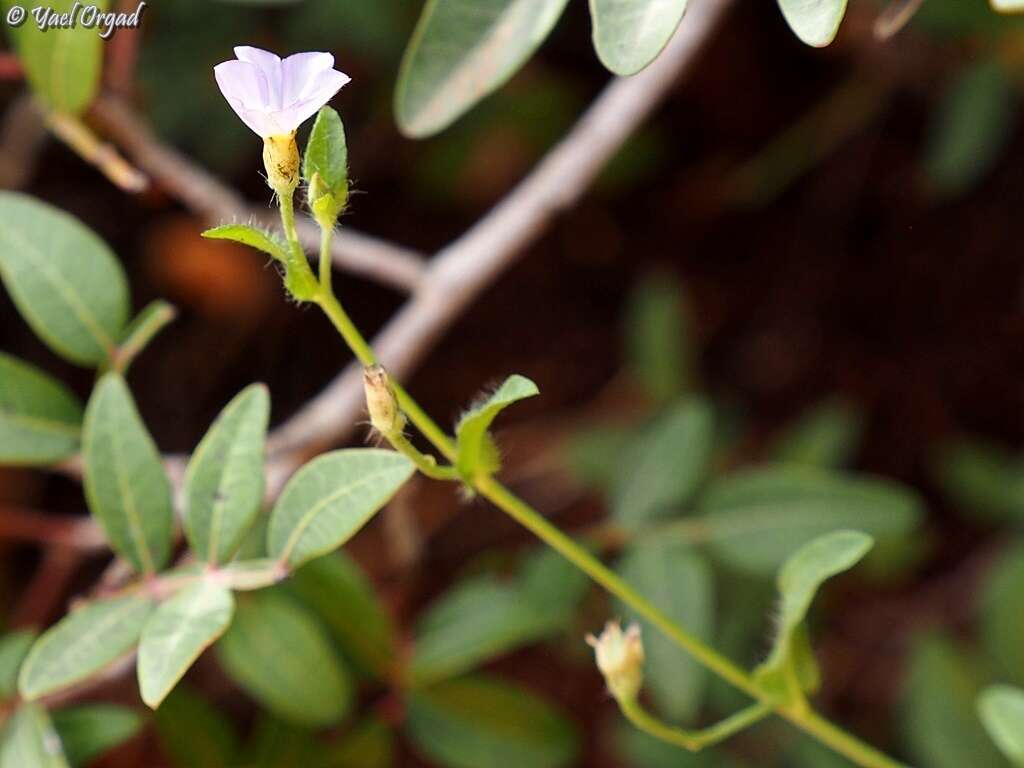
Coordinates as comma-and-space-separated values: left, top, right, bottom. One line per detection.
263, 133, 300, 194
364, 365, 405, 435
308, 171, 347, 230
586, 621, 645, 702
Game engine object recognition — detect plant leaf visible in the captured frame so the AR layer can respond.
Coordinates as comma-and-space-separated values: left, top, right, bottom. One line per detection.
933, 438, 1024, 523
154, 685, 240, 768
395, 0, 571, 137
327, 716, 394, 768
216, 590, 351, 728
0, 704, 68, 767
138, 579, 235, 709
624, 275, 689, 403
0, 192, 129, 365
903, 634, 1006, 768
754, 531, 872, 702
697, 466, 921, 575
615, 542, 714, 721
590, 0, 688, 76
202, 224, 289, 264
19, 595, 154, 700
2, 0, 108, 112
518, 548, 590, 627
112, 300, 177, 375
455, 375, 539, 480
0, 630, 36, 699
982, 546, 1024, 686
267, 449, 414, 570
978, 684, 1024, 766
184, 384, 270, 564
0, 353, 82, 466
287, 552, 395, 678
406, 675, 578, 768
770, 399, 862, 469
51, 705, 142, 767
303, 106, 348, 194
83, 374, 173, 574
611, 399, 713, 524
410, 576, 555, 686
777, 0, 848, 47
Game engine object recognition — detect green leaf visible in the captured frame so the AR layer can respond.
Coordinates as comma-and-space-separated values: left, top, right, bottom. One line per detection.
51, 705, 142, 767
770, 399, 862, 469
202, 224, 288, 264
154, 685, 240, 768
0, 704, 68, 768
776, 0, 848, 47
624, 276, 689, 403
138, 579, 235, 709
410, 576, 555, 686
0, 353, 82, 466
933, 439, 1024, 523
303, 107, 348, 196
0, 630, 36, 699
518, 548, 590, 627
925, 58, 1014, 199
395, 0, 571, 137
242, 716, 322, 767
83, 374, 173, 574
697, 466, 921, 575
406, 675, 578, 768
112, 300, 177, 375
755, 531, 872, 702
590, 0, 688, 76
611, 399, 713, 524
903, 634, 1006, 768
19, 595, 154, 700
2, 0, 108, 113
287, 552, 395, 678
455, 375, 539, 480
184, 384, 270, 564
615, 542, 713, 721
216, 590, 351, 728
328, 716, 394, 768
220, 559, 287, 591
0, 192, 129, 366
978, 685, 1024, 766
982, 546, 1024, 686
563, 424, 633, 491
267, 449, 415, 570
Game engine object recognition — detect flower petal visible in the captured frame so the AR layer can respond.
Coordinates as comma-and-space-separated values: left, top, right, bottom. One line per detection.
215, 60, 274, 135
281, 51, 335, 105
271, 69, 350, 133
234, 45, 283, 109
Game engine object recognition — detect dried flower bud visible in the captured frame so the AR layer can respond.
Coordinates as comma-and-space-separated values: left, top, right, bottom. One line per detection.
364, 364, 405, 435
263, 133, 300, 194
586, 621, 645, 702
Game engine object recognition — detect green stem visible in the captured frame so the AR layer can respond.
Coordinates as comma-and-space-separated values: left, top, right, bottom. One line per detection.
619, 699, 772, 751
386, 431, 459, 481
319, 224, 333, 294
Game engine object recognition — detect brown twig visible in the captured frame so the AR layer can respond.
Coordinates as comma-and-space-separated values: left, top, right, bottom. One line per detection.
0, 506, 107, 551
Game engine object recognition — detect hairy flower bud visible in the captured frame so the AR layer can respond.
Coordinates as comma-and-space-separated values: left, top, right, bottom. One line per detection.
263, 133, 300, 194
364, 365, 405, 435
586, 621, 645, 702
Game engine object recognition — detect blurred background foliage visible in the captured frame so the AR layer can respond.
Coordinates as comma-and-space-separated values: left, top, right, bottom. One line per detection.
3, 0, 1024, 765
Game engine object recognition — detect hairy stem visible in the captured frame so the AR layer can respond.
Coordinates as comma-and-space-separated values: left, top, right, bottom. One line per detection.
619, 699, 773, 751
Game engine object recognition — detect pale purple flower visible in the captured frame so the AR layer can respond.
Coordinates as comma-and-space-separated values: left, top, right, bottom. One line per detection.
214, 46, 350, 138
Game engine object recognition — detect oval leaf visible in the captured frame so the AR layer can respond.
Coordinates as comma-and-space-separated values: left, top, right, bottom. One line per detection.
978, 684, 1024, 766
216, 590, 351, 728
407, 675, 578, 768
0, 704, 68, 768
0, 353, 82, 466
202, 224, 288, 264
982, 546, 1024, 686
590, 0, 688, 76
612, 398, 713, 524
154, 685, 240, 768
0, 630, 36, 699
52, 705, 142, 768
410, 576, 554, 687
19, 595, 154, 700
303, 107, 348, 195
267, 449, 414, 570
138, 579, 235, 709
395, 0, 571, 137
777, 0, 848, 47
697, 466, 921, 575
455, 375, 539, 480
184, 384, 270, 564
4, 0, 108, 113
83, 374, 173, 574
0, 192, 129, 365
615, 542, 714, 721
